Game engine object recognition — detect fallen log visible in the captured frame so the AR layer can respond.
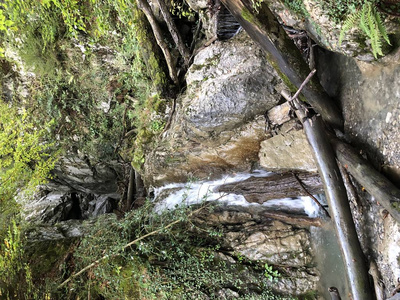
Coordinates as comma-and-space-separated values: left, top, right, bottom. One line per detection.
217, 172, 323, 204
292, 104, 373, 300
331, 137, 400, 224
220, 0, 343, 129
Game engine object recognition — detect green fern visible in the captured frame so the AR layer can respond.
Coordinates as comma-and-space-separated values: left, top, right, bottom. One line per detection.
339, 2, 391, 58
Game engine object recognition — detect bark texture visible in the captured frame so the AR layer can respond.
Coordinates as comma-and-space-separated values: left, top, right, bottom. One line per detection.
136, 0, 178, 84
331, 137, 400, 224
217, 172, 323, 203
154, 0, 191, 66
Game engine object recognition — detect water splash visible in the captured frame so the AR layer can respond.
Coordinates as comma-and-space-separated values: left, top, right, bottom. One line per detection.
153, 171, 322, 217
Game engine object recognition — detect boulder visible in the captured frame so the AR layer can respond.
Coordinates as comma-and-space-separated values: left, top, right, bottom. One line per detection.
19, 156, 122, 226
259, 122, 317, 172
144, 31, 283, 186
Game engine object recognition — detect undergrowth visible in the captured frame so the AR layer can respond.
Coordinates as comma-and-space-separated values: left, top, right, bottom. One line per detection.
51, 201, 289, 299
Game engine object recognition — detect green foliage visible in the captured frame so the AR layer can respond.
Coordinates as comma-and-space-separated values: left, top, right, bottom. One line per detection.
317, 0, 365, 23
1, 0, 169, 169
0, 100, 59, 202
251, 0, 264, 14
283, 0, 310, 18
264, 263, 281, 282
170, 0, 195, 19
0, 220, 39, 299
54, 201, 290, 299
339, 1, 391, 58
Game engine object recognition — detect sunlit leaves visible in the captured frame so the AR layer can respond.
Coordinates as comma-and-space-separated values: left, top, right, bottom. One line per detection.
0, 100, 59, 202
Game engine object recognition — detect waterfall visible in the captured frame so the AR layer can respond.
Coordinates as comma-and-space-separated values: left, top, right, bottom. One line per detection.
153, 170, 322, 217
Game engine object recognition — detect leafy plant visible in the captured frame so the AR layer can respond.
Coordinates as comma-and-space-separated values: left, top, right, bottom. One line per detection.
0, 100, 59, 202
170, 0, 195, 19
264, 263, 281, 282
54, 200, 292, 299
283, 0, 310, 17
339, 2, 391, 58
0, 220, 39, 299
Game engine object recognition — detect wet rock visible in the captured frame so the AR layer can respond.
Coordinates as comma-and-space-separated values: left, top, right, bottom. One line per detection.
185, 32, 280, 135
317, 46, 400, 296
19, 155, 122, 225
193, 208, 319, 296
216, 289, 240, 299
144, 32, 282, 186
259, 123, 317, 172
53, 156, 121, 194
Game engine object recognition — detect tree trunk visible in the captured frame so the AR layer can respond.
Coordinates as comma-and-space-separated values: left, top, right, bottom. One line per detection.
136, 0, 179, 84
220, 0, 343, 129
295, 108, 373, 300
154, 0, 191, 66
331, 137, 400, 223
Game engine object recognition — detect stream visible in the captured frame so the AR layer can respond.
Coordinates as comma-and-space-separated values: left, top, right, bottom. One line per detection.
153, 170, 352, 298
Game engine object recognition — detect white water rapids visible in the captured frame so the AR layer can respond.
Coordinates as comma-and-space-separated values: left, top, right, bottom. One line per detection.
153, 170, 322, 217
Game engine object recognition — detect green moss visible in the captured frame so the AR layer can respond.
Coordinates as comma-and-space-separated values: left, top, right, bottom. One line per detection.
283, 0, 310, 18
392, 201, 400, 212
133, 5, 167, 92
241, 7, 258, 24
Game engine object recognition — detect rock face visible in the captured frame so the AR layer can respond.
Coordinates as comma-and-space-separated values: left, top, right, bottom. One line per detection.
20, 156, 123, 228
317, 46, 400, 298
194, 207, 319, 296
144, 32, 285, 186
264, 0, 399, 60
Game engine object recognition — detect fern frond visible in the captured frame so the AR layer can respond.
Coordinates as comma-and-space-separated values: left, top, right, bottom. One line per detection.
339, 2, 391, 59
339, 9, 362, 45
376, 12, 391, 45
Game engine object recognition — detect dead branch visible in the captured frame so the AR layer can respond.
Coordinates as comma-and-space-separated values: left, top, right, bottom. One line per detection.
154, 0, 191, 66
190, 20, 202, 54
331, 136, 400, 224
136, 0, 179, 84
126, 166, 136, 211
337, 161, 363, 214
57, 204, 208, 289
292, 172, 330, 218
161, 97, 176, 134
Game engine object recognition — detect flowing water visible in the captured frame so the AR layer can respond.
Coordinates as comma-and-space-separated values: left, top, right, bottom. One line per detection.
153, 170, 320, 216
310, 222, 351, 300
153, 171, 350, 298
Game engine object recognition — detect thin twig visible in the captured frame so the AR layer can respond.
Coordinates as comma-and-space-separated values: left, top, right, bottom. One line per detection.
292, 173, 330, 218
290, 68, 316, 101
57, 204, 209, 289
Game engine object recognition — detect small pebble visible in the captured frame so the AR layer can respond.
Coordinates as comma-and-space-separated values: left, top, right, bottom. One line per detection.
386, 112, 392, 123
